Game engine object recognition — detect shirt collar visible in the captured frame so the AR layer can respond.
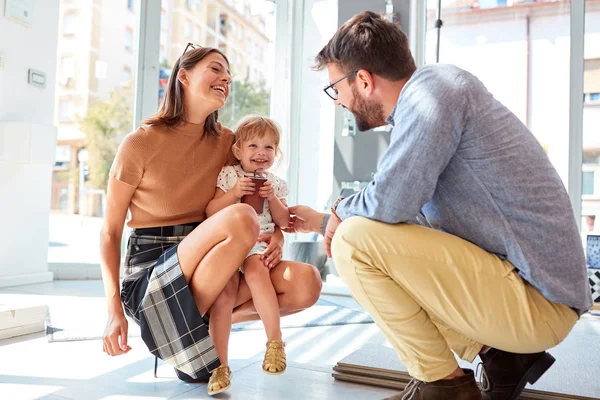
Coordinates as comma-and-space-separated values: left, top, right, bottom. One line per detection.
386, 104, 398, 127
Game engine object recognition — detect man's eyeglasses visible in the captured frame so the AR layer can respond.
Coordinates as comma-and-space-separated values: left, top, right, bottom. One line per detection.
182, 42, 201, 57
323, 70, 358, 100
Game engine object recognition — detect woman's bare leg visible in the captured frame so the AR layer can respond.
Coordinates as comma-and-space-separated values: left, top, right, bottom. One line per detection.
232, 261, 322, 324
242, 255, 282, 341
177, 203, 259, 316
208, 273, 240, 365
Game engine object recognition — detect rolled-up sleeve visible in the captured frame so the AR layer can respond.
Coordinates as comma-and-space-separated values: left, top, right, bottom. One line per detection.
109, 129, 146, 188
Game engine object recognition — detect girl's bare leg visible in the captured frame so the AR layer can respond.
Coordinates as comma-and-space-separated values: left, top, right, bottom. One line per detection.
208, 273, 240, 365
242, 255, 281, 341
232, 261, 322, 324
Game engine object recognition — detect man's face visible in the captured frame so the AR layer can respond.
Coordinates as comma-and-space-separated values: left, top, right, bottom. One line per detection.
326, 64, 387, 132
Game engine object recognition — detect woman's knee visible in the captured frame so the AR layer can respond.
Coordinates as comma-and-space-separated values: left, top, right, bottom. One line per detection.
292, 263, 322, 308
230, 204, 260, 237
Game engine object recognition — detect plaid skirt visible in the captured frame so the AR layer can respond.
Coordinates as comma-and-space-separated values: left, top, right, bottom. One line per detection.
120, 223, 220, 380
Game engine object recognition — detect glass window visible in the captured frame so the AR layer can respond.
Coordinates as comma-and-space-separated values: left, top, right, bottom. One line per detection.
59, 55, 75, 86
220, 13, 227, 36
59, 98, 73, 122
122, 66, 132, 84
582, 8, 600, 237
160, 0, 275, 134
184, 20, 192, 38
186, 0, 200, 11
54, 145, 71, 169
161, 9, 167, 31
479, 0, 507, 8
584, 58, 600, 96
160, 45, 167, 64
49, 3, 139, 265
426, 1, 571, 185
583, 171, 595, 196
63, 13, 77, 36
125, 28, 134, 51
193, 25, 201, 43
95, 61, 107, 79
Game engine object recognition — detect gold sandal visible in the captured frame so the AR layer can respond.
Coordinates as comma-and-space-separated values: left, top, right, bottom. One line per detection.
207, 364, 231, 396
262, 340, 286, 375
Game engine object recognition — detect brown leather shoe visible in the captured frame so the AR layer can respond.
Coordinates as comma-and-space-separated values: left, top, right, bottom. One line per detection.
479, 349, 555, 400
382, 369, 481, 400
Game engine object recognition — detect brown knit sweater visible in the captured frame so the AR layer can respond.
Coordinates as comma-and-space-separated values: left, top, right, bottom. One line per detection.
109, 122, 234, 228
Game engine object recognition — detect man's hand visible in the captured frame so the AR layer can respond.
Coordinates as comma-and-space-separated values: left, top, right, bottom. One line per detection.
324, 212, 342, 258
258, 230, 283, 268
285, 205, 325, 234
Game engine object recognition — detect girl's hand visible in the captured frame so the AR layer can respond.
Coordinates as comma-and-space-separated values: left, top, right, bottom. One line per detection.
233, 177, 255, 199
259, 181, 276, 200
258, 232, 283, 268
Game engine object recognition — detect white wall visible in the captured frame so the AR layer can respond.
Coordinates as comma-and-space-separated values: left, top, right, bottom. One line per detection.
0, 0, 59, 286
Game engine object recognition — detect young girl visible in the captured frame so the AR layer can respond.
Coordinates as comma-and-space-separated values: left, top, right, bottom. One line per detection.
206, 115, 290, 378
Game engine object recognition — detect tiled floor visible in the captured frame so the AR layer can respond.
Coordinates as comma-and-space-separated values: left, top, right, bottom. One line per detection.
0, 281, 397, 400
2, 281, 600, 400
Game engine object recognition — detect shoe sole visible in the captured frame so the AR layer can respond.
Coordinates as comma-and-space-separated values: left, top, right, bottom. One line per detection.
207, 376, 232, 396
263, 368, 286, 375
507, 352, 555, 400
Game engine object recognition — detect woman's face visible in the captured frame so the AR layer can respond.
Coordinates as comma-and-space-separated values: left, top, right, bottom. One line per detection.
182, 52, 231, 112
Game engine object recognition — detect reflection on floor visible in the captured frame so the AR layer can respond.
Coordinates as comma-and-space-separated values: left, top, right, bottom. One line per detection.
1, 280, 599, 399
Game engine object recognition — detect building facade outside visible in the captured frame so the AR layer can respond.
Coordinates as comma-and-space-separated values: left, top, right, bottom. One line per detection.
51, 0, 271, 216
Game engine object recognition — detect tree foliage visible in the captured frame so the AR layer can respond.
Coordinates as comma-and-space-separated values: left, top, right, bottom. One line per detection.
219, 79, 270, 129
79, 85, 133, 190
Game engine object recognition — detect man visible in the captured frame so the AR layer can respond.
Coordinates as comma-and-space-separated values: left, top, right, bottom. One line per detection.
288, 11, 591, 400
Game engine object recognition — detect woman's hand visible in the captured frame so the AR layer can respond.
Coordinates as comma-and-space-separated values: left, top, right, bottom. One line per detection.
258, 231, 283, 268
102, 310, 132, 356
233, 177, 255, 199
259, 181, 276, 200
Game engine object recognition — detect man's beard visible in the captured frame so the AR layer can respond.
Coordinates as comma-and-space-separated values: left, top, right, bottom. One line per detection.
350, 86, 387, 132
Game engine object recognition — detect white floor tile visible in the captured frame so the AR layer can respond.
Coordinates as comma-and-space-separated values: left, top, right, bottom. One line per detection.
2, 280, 599, 400
169, 364, 397, 400
0, 383, 66, 400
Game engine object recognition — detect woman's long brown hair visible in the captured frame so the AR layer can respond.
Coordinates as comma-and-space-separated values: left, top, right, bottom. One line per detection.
143, 47, 230, 138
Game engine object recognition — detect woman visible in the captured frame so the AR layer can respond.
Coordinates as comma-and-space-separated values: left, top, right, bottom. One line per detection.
100, 45, 322, 396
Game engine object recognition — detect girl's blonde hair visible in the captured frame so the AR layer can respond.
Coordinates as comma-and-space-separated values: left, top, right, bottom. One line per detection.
232, 115, 283, 163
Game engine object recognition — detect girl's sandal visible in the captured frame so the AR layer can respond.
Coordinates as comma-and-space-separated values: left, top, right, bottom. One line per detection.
207, 365, 232, 396
262, 340, 287, 375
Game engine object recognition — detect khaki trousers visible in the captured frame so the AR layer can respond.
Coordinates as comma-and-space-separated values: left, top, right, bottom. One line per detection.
331, 217, 578, 382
